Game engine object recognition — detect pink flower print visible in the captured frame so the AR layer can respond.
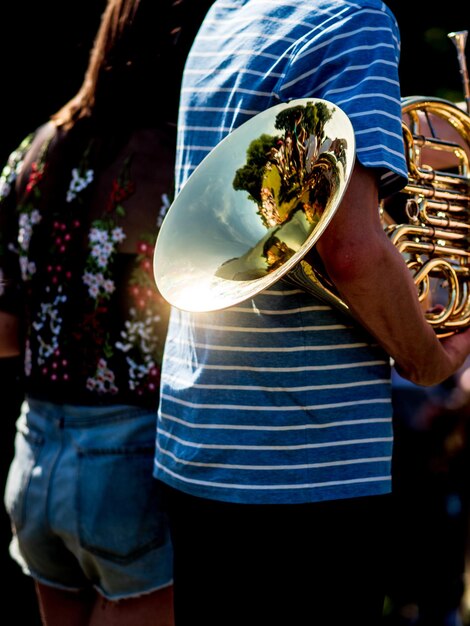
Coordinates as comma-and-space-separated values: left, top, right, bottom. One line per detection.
137, 240, 154, 257
86, 358, 118, 395
25, 162, 44, 195
106, 179, 136, 212
83, 270, 115, 299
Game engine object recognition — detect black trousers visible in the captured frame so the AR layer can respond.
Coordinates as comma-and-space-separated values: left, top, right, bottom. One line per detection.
162, 484, 391, 626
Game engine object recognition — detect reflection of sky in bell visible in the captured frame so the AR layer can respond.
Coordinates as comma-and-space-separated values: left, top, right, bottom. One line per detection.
198, 176, 266, 252
157, 111, 286, 272
276, 210, 312, 250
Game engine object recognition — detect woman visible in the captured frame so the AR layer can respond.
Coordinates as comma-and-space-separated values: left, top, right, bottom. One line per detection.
0, 0, 213, 624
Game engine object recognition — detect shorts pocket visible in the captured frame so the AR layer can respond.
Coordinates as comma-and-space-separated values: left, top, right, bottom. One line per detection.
4, 418, 45, 532
77, 445, 168, 564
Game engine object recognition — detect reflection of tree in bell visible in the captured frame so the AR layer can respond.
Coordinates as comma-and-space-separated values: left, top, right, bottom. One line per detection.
233, 101, 346, 229
263, 232, 294, 271
232, 134, 280, 206
215, 101, 350, 283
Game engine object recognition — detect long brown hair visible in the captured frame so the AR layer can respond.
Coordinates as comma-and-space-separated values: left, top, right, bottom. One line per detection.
52, 0, 209, 131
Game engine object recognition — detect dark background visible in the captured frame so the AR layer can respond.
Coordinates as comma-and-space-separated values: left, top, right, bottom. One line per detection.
0, 2, 468, 624
0, 1, 107, 165
0, 2, 468, 167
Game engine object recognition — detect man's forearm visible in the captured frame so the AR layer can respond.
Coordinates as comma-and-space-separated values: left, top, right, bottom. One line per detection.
316, 162, 470, 386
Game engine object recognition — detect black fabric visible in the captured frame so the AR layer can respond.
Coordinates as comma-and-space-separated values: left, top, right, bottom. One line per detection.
162, 484, 391, 626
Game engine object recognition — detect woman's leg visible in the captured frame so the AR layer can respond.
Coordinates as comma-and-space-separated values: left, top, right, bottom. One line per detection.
88, 584, 174, 626
35, 581, 95, 626
36, 581, 174, 626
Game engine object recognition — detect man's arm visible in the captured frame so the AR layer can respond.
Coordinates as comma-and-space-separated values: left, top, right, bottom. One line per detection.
316, 161, 470, 387
0, 311, 20, 358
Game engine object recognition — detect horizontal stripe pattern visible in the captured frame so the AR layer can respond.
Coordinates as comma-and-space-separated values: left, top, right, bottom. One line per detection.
158, 287, 393, 503
155, 0, 404, 504
174, 0, 407, 195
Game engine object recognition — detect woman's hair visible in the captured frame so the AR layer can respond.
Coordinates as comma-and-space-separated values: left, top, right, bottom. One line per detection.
52, 0, 209, 131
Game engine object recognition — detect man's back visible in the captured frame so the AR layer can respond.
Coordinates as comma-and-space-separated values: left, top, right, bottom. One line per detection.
155, 0, 407, 506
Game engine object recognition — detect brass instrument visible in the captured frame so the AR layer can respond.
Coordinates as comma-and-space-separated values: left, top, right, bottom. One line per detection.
381, 30, 470, 337
153, 32, 470, 336
382, 96, 470, 337
153, 98, 356, 313
449, 31, 470, 114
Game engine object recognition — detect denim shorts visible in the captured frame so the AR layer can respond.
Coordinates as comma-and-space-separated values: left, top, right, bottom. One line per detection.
4, 398, 173, 600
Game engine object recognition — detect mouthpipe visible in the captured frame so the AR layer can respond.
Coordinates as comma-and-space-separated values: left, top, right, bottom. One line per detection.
448, 30, 470, 114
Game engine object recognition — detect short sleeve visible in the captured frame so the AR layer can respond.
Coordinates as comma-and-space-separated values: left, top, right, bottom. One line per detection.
279, 3, 408, 197
0, 135, 34, 314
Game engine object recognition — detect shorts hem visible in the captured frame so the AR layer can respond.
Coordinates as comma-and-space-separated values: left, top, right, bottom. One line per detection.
9, 537, 174, 600
94, 578, 174, 601
16, 566, 174, 601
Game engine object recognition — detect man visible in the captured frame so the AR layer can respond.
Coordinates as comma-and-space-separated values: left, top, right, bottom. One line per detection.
153, 2, 470, 624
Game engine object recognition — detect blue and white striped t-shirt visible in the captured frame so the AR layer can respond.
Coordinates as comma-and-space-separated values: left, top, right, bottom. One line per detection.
154, 0, 408, 504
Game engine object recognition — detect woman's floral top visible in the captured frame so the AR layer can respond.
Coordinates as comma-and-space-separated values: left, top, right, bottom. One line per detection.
0, 123, 172, 408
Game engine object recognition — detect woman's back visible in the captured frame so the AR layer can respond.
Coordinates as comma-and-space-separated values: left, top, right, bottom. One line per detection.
0, 119, 173, 406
